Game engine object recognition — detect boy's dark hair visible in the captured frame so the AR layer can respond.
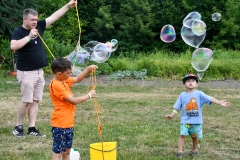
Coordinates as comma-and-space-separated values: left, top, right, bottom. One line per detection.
51, 58, 72, 73
182, 74, 198, 84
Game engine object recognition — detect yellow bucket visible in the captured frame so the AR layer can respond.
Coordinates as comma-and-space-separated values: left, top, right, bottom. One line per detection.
89, 142, 117, 160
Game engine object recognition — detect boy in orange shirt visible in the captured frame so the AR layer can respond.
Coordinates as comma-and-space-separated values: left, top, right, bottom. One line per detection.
49, 58, 97, 160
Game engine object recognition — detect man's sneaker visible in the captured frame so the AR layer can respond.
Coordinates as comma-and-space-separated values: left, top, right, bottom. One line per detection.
27, 127, 46, 137
13, 125, 25, 137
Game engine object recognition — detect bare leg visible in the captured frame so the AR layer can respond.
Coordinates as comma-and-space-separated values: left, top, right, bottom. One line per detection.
16, 101, 30, 126
192, 137, 198, 152
178, 135, 186, 152
52, 153, 62, 160
62, 148, 71, 160
28, 100, 39, 127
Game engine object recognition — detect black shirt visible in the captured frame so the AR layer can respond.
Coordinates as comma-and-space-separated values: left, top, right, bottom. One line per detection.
11, 20, 48, 71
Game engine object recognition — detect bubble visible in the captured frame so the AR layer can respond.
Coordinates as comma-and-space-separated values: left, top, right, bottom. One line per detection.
181, 12, 207, 48
111, 39, 118, 51
181, 26, 206, 48
67, 49, 90, 75
191, 20, 206, 36
90, 43, 112, 63
183, 12, 201, 28
72, 65, 84, 76
191, 48, 213, 80
160, 24, 176, 43
67, 50, 89, 66
85, 41, 99, 48
212, 13, 221, 21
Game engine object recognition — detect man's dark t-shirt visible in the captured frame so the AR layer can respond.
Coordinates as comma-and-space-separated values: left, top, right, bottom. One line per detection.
11, 20, 48, 71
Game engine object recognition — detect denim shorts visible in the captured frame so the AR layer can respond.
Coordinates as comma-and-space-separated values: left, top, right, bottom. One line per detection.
180, 123, 203, 139
52, 127, 74, 153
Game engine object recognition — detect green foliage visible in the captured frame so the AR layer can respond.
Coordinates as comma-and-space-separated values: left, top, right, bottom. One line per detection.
94, 62, 113, 75
115, 0, 156, 52
38, 0, 80, 46
39, 25, 75, 61
211, 0, 240, 50
106, 49, 240, 81
2, 0, 240, 54
0, 36, 14, 70
2, 0, 240, 75
0, 0, 38, 38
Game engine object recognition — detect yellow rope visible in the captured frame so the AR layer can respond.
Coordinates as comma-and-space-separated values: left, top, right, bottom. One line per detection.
75, 5, 81, 45
37, 5, 82, 60
88, 69, 105, 159
37, 33, 55, 59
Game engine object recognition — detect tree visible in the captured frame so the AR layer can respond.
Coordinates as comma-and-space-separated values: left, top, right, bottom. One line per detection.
210, 0, 240, 50
0, 0, 38, 39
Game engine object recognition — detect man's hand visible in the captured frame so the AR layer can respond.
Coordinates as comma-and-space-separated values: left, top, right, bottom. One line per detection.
29, 29, 38, 39
67, 0, 77, 8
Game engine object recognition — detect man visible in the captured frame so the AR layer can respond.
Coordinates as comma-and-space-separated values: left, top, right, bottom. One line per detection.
10, 0, 77, 137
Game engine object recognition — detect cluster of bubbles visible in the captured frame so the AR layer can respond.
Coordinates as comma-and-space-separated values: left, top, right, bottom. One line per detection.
159, 12, 221, 80
181, 11, 206, 48
67, 39, 118, 75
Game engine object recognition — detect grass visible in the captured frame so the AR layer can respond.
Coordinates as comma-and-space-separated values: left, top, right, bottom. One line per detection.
0, 74, 240, 160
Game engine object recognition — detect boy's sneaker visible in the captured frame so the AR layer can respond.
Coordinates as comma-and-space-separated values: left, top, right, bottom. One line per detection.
12, 125, 25, 137
27, 127, 46, 137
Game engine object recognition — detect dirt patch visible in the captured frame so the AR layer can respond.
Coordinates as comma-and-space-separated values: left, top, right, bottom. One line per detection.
45, 75, 240, 89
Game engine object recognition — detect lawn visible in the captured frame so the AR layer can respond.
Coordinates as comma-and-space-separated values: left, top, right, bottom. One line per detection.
0, 75, 239, 160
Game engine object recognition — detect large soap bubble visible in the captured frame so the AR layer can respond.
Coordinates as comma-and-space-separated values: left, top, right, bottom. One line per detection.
212, 13, 221, 21
181, 12, 207, 48
191, 48, 213, 80
67, 39, 118, 69
67, 46, 90, 76
191, 20, 206, 36
72, 65, 83, 76
90, 43, 112, 63
183, 12, 201, 28
160, 24, 176, 43
181, 26, 206, 48
85, 41, 99, 48
87, 39, 118, 63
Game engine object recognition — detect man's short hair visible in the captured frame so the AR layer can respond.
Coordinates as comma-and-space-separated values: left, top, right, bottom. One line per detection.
23, 9, 38, 18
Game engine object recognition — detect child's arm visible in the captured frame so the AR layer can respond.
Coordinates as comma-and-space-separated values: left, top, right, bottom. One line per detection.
165, 109, 178, 120
64, 89, 97, 105
74, 65, 98, 83
211, 98, 230, 107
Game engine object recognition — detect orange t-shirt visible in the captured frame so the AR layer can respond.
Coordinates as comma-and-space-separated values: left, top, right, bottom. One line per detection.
49, 77, 75, 128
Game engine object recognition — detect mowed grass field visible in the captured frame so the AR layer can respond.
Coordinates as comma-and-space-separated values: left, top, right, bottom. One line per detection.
0, 76, 240, 160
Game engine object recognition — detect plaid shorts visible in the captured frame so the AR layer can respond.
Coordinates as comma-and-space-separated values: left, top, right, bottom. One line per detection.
52, 127, 74, 153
